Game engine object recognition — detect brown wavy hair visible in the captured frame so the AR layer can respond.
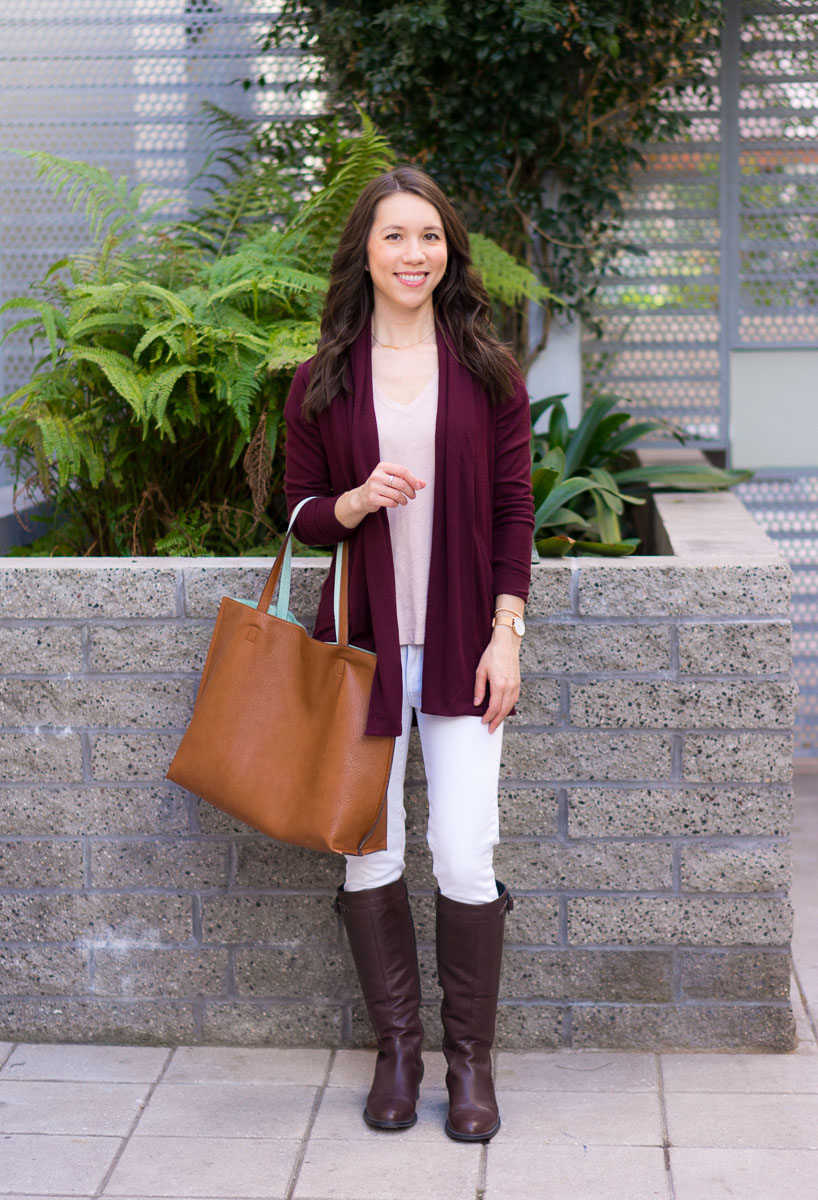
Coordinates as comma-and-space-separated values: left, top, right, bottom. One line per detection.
300, 166, 519, 419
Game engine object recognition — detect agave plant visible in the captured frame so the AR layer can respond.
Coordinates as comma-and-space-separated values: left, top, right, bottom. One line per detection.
531, 394, 753, 556
1, 112, 548, 556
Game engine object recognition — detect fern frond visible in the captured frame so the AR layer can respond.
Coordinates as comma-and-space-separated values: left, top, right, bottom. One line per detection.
6, 149, 169, 242
470, 234, 555, 309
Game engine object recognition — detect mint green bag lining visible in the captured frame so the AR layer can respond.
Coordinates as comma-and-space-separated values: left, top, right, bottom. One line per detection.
230, 496, 375, 655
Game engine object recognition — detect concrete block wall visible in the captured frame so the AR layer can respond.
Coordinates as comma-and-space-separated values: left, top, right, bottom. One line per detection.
0, 488, 798, 1050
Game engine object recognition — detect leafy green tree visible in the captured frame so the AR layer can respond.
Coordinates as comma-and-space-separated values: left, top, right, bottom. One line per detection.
267, 1, 721, 359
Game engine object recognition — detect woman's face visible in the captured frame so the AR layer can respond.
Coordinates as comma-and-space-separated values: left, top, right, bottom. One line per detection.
365, 191, 448, 314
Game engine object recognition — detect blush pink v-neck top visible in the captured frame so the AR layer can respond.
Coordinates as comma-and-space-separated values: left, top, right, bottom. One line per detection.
373, 369, 439, 646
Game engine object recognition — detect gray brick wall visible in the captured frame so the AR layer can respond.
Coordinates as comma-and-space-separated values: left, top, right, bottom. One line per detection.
0, 491, 798, 1050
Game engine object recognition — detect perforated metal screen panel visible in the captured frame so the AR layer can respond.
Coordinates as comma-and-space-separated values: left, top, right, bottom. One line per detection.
0, 0, 302, 425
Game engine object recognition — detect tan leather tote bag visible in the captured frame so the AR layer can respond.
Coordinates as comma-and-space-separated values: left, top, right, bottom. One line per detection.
167, 498, 393, 855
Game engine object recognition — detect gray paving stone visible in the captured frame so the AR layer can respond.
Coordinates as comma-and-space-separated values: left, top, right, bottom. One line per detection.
670, 1148, 818, 1200
486, 1144, 671, 1200
0, 1133, 119, 1194
163, 1046, 330, 1085
495, 1049, 657, 1092
310, 1081, 450, 1140
526, 564, 573, 615
293, 1137, 482, 1199
0, 892, 193, 944
91, 732, 184, 781
200, 893, 339, 945
496, 1088, 664, 1144
661, 1051, 818, 1093
0, 678, 194, 729
134, 1080, 317, 1139
0, 1042, 170, 1082
665, 1092, 818, 1148
0, 1080, 148, 1134
104, 1134, 300, 1197
493, 839, 673, 891
326, 1049, 448, 1091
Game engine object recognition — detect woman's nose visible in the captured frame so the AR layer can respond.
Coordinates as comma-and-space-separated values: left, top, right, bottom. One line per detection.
402, 240, 425, 262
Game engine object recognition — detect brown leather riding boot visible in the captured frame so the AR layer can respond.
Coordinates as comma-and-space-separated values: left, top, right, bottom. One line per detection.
335, 876, 424, 1130
436, 881, 512, 1142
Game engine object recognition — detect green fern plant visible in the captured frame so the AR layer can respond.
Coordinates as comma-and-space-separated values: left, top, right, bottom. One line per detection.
1, 113, 546, 555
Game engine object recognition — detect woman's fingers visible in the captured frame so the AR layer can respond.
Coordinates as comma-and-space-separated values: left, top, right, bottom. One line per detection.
362, 462, 426, 510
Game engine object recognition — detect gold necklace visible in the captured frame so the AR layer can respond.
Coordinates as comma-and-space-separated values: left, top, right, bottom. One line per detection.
372, 327, 435, 350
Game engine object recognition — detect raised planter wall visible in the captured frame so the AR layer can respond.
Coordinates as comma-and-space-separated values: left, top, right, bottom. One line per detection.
0, 481, 798, 1050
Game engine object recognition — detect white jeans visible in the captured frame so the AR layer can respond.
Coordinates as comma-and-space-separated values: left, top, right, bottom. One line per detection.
344, 644, 503, 904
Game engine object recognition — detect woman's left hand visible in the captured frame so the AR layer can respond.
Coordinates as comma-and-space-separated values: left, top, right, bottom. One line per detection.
473, 628, 521, 734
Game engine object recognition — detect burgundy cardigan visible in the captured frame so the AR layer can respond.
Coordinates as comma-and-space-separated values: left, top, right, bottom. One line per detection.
283, 324, 534, 737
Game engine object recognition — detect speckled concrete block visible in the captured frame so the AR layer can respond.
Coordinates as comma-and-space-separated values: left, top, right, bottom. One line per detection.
679, 841, 791, 892
0, 946, 89, 995
566, 896, 793, 946
0, 564, 178, 618
0, 839, 84, 887
577, 561, 791, 618
93, 948, 230, 997
679, 949, 792, 1001
493, 840, 673, 892
500, 731, 673, 781
678, 620, 792, 675
0, 678, 195, 729
0, 625, 83, 672
683, 733, 793, 783
501, 948, 674, 1002
202, 1001, 342, 1046
571, 679, 798, 730
233, 947, 356, 998
90, 732, 183, 781
0, 997, 198, 1044
0, 732, 83, 782
0, 786, 189, 835
89, 839, 229, 889
89, 623, 210, 673
511, 676, 561, 724
566, 786, 793, 837
571, 1002, 796, 1051
521, 622, 672, 674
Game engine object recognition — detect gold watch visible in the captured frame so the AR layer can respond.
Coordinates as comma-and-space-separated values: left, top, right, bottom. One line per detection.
492, 613, 526, 637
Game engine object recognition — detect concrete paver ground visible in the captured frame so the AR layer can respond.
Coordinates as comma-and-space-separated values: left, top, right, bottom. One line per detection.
1, 760, 816, 1200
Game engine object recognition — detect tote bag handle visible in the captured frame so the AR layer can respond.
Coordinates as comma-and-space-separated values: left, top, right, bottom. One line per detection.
255, 497, 350, 646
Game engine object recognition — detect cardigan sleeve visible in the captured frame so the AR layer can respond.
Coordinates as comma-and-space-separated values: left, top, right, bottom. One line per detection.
283, 361, 355, 546
491, 373, 535, 601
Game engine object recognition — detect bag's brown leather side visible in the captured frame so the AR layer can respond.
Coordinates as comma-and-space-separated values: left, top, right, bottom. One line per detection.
166, 596, 392, 855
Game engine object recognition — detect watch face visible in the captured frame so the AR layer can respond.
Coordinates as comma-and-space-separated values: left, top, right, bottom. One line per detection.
513, 615, 526, 636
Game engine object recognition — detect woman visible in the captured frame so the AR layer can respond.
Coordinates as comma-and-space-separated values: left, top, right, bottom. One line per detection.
284, 166, 533, 1143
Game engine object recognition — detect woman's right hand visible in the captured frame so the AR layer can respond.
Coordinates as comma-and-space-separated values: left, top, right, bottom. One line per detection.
335, 462, 426, 528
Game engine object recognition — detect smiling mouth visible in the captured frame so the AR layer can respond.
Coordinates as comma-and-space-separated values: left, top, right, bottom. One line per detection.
395, 272, 428, 283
